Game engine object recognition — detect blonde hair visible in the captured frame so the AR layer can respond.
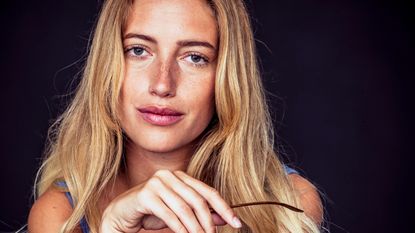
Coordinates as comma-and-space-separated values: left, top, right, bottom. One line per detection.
35, 0, 321, 232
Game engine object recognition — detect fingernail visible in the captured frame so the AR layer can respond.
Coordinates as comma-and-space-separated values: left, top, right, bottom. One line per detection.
232, 216, 242, 228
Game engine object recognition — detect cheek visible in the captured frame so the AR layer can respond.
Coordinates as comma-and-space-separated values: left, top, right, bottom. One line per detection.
118, 72, 145, 126
186, 74, 216, 121
119, 66, 149, 107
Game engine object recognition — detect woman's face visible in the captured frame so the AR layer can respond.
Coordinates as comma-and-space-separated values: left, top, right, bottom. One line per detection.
119, 0, 218, 154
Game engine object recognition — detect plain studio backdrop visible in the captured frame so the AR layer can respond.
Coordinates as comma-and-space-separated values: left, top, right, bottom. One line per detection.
0, 0, 413, 232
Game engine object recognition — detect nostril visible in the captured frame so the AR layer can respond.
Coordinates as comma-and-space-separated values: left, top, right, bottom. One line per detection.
148, 85, 175, 98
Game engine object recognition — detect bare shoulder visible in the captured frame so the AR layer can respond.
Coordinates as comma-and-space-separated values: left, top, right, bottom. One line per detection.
28, 187, 80, 233
288, 174, 324, 225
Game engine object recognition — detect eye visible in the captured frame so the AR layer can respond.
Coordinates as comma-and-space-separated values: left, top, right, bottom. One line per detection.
124, 45, 151, 59
183, 53, 209, 67
132, 47, 145, 56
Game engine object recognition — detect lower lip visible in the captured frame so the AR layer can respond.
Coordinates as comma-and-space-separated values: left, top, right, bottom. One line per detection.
138, 111, 183, 126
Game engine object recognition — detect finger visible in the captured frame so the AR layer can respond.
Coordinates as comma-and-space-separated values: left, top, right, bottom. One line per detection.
156, 170, 216, 233
142, 214, 229, 230
141, 215, 167, 230
148, 175, 204, 233
211, 213, 227, 226
140, 195, 188, 233
174, 170, 242, 228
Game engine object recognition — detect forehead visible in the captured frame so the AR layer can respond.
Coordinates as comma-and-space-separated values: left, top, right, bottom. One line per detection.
125, 0, 218, 44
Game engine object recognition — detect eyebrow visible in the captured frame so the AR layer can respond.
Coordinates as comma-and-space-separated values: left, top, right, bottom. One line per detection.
124, 33, 156, 43
123, 33, 216, 50
177, 40, 216, 50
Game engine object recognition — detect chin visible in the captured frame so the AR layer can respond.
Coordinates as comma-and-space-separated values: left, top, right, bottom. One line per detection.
133, 134, 192, 154
123, 122, 203, 155
140, 142, 182, 153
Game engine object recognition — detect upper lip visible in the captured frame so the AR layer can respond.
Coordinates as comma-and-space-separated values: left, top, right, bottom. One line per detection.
137, 106, 184, 116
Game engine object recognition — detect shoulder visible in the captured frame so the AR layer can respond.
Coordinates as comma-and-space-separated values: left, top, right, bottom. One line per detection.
28, 186, 81, 233
288, 173, 324, 225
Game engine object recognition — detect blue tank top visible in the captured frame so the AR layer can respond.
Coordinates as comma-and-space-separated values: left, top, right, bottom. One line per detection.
55, 180, 90, 233
56, 165, 298, 233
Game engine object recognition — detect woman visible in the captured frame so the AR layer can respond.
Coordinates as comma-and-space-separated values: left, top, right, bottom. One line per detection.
28, 0, 323, 232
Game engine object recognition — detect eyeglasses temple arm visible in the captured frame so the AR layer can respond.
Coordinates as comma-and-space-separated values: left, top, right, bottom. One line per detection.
210, 201, 304, 213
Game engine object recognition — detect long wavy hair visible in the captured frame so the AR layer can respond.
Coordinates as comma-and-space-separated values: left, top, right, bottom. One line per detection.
35, 0, 321, 232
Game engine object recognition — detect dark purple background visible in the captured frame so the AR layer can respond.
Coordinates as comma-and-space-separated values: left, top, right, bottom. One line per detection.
1, 0, 413, 232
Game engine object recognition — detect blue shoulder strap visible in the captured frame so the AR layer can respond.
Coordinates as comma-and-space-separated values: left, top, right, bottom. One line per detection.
55, 181, 90, 233
283, 164, 299, 175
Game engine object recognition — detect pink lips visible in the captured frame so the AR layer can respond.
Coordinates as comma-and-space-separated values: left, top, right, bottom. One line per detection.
137, 106, 184, 126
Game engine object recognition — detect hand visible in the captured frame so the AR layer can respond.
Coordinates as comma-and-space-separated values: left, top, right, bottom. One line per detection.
99, 170, 243, 233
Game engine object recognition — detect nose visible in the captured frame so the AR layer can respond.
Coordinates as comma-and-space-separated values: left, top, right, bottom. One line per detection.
148, 60, 177, 98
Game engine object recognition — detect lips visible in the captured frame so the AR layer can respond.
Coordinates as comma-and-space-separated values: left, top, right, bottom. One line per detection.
137, 106, 184, 126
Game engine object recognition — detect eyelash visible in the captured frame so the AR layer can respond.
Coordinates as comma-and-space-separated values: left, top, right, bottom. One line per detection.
184, 52, 209, 67
124, 45, 151, 60
123, 45, 210, 68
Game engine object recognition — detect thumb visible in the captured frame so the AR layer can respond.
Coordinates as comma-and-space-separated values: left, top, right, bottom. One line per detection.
141, 215, 168, 230
212, 213, 227, 226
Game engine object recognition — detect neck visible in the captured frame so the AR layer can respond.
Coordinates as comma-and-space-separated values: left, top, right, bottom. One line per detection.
123, 142, 194, 187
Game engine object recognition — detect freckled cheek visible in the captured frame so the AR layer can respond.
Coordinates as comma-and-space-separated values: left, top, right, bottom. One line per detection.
121, 69, 150, 100
118, 77, 148, 126
186, 75, 215, 119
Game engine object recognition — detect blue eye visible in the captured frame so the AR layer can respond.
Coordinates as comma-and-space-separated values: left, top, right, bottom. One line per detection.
184, 54, 208, 67
190, 55, 202, 63
124, 45, 150, 59
133, 47, 144, 56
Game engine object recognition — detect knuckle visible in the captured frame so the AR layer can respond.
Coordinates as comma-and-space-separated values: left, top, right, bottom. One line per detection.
177, 203, 193, 215
206, 187, 221, 201
173, 170, 185, 176
210, 188, 221, 196
147, 176, 163, 187
136, 189, 150, 203
193, 196, 208, 208
223, 205, 234, 215
137, 186, 153, 201
154, 169, 171, 177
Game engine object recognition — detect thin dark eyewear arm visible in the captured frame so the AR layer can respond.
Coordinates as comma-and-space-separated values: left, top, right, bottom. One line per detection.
210, 201, 304, 213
